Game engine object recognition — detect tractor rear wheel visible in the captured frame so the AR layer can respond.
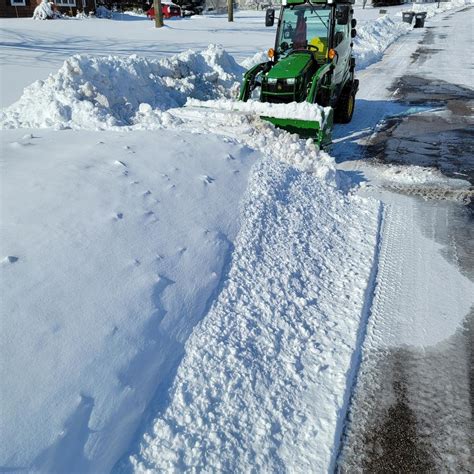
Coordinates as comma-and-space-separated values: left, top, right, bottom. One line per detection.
335, 86, 355, 124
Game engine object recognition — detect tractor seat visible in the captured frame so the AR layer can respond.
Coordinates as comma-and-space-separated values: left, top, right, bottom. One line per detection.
309, 37, 328, 61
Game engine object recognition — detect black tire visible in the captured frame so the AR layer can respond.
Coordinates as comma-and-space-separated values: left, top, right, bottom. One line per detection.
334, 86, 355, 124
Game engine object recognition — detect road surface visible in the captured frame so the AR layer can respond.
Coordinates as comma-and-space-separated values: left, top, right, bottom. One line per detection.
335, 6, 473, 471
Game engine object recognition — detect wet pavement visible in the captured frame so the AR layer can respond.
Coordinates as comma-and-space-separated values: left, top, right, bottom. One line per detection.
339, 311, 473, 473
368, 74, 474, 185
337, 10, 474, 473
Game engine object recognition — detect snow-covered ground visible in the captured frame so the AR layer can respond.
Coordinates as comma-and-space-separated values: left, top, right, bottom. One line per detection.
1, 2, 472, 473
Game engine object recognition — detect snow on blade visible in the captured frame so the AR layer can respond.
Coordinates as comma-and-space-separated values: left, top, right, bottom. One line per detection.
186, 98, 330, 123
131, 156, 381, 473
0, 45, 244, 130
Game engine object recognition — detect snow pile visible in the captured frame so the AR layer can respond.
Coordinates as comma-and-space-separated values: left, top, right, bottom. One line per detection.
410, 0, 473, 18
239, 50, 269, 70
0, 45, 244, 130
353, 15, 411, 70
131, 154, 381, 473
186, 98, 330, 123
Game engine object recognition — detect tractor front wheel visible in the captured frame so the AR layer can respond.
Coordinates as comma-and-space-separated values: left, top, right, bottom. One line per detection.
335, 86, 355, 124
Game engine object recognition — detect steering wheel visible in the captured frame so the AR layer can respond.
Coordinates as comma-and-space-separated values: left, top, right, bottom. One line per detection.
307, 43, 320, 52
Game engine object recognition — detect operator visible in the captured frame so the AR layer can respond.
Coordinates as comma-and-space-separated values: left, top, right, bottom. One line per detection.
293, 11, 307, 50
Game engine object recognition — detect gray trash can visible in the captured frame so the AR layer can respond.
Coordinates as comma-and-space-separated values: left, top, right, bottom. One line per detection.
414, 12, 427, 28
402, 11, 415, 24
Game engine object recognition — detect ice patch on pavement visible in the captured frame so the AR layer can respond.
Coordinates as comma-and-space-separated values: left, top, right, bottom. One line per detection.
375, 164, 470, 188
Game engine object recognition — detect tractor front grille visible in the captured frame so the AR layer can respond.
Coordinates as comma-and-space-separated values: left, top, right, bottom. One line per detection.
264, 80, 295, 95
261, 79, 298, 103
264, 94, 295, 104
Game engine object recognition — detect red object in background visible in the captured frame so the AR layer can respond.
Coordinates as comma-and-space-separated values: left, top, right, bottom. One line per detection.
146, 3, 181, 19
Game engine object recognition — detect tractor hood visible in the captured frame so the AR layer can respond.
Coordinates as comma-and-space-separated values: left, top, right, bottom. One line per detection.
267, 53, 313, 80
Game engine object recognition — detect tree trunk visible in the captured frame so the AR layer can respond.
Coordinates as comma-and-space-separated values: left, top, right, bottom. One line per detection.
154, 0, 163, 28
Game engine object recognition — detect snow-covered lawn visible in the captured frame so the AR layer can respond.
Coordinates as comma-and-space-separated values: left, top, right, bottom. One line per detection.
0, 2, 471, 472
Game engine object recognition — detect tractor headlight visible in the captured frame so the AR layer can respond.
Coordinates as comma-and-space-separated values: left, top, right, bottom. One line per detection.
267, 77, 277, 84
286, 78, 296, 85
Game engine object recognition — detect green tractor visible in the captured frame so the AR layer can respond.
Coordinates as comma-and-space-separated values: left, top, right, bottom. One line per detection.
239, 0, 359, 148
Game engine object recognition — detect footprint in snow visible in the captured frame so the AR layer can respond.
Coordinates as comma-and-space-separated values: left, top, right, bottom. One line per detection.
143, 211, 158, 223
113, 160, 129, 176
114, 212, 124, 220
200, 175, 215, 185
2, 256, 19, 265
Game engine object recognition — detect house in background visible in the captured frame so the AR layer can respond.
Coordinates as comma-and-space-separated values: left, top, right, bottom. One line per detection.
0, 0, 96, 17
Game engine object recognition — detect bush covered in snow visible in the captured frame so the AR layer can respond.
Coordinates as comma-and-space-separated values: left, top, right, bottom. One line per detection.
33, 0, 62, 19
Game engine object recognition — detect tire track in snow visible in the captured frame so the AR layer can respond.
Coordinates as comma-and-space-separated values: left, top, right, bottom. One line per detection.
332, 202, 384, 470
338, 192, 474, 471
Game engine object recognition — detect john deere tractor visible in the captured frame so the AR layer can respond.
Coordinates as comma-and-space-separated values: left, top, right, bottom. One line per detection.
239, 0, 358, 148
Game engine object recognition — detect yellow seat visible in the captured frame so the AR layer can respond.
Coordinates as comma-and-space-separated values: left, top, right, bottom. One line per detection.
309, 37, 328, 60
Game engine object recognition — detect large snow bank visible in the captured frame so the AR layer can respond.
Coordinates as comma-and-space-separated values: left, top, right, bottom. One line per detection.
353, 0, 472, 70
353, 15, 411, 69
0, 45, 244, 130
410, 0, 473, 17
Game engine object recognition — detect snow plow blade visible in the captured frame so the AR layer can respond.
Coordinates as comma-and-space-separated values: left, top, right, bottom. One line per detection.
261, 111, 333, 149
184, 99, 333, 149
